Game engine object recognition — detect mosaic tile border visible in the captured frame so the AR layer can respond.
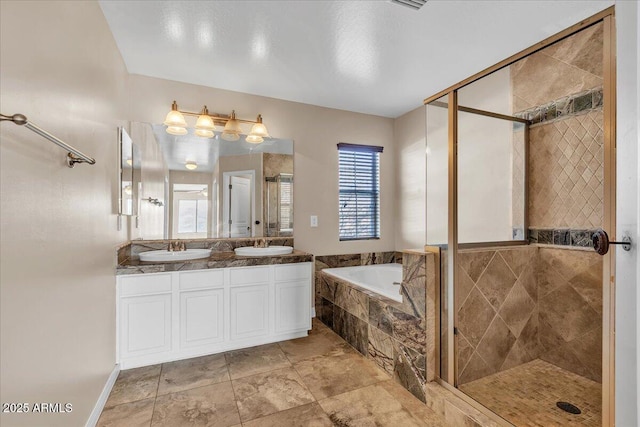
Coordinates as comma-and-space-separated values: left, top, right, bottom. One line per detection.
515, 87, 603, 126
528, 228, 595, 248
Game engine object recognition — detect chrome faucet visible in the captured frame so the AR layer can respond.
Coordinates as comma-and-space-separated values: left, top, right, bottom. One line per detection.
253, 238, 269, 248
167, 241, 186, 252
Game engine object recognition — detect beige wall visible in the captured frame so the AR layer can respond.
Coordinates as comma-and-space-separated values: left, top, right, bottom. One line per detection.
0, 1, 128, 426
128, 74, 396, 255
394, 106, 426, 250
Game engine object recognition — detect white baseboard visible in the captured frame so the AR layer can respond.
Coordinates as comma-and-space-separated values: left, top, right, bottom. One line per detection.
85, 364, 120, 427
311, 307, 316, 318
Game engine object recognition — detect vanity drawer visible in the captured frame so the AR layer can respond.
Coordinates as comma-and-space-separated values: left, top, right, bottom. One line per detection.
274, 263, 310, 282
179, 269, 224, 290
230, 266, 270, 285
119, 273, 172, 296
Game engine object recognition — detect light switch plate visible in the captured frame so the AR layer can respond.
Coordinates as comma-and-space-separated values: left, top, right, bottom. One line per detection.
310, 215, 318, 227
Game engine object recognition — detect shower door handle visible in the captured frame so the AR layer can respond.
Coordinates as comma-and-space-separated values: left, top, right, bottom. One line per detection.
592, 229, 632, 255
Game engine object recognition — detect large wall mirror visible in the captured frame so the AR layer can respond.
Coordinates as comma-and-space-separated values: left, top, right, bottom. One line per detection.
130, 121, 293, 240
118, 128, 140, 215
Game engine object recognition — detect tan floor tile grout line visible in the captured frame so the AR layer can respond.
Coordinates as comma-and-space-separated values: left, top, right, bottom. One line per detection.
149, 364, 162, 427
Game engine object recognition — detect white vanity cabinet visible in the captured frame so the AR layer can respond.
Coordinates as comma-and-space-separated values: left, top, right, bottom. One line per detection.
178, 269, 225, 349
117, 274, 173, 363
116, 262, 312, 369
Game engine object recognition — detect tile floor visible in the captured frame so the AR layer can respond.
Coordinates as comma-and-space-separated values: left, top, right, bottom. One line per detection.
98, 319, 446, 426
460, 359, 602, 427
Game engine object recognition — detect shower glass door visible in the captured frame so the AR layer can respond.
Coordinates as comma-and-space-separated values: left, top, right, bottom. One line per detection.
429, 16, 613, 427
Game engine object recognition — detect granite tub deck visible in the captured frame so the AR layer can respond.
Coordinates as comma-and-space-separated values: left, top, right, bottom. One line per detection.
116, 237, 310, 275
315, 250, 437, 404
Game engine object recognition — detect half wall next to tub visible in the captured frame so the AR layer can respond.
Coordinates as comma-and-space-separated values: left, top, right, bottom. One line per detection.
315, 250, 436, 403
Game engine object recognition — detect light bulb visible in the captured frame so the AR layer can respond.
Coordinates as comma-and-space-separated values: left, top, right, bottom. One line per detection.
185, 161, 198, 170
245, 134, 263, 144
249, 114, 270, 138
164, 101, 187, 126
222, 110, 242, 141
167, 126, 188, 136
195, 106, 215, 131
195, 129, 214, 138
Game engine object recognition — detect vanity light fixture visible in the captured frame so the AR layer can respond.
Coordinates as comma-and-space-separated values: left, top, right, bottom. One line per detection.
185, 160, 198, 170
163, 101, 270, 143
221, 110, 242, 141
164, 101, 188, 135
195, 105, 215, 138
246, 114, 270, 143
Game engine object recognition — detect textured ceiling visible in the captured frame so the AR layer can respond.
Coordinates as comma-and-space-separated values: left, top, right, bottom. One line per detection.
99, 0, 613, 118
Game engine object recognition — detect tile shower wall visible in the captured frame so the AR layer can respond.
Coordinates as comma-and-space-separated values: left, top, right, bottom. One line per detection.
538, 247, 602, 382
315, 251, 435, 403
511, 21, 604, 231
456, 245, 602, 385
528, 110, 604, 229
457, 247, 538, 384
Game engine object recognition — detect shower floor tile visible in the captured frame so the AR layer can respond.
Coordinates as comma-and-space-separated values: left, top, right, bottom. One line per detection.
459, 359, 601, 427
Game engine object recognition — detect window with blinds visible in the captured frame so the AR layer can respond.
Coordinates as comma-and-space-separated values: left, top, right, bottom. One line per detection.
338, 143, 383, 241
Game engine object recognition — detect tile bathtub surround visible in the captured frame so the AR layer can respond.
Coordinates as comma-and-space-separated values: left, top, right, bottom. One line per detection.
315, 251, 435, 403
314, 251, 401, 270
98, 320, 453, 427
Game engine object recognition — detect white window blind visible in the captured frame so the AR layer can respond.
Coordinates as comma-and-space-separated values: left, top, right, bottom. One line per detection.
338, 143, 383, 241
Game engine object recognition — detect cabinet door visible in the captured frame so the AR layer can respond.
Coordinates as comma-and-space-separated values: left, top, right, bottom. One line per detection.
230, 284, 269, 341
275, 281, 311, 333
120, 294, 172, 358
180, 289, 224, 349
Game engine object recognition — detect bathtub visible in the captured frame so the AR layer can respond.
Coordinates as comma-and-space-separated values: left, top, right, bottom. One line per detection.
322, 263, 403, 302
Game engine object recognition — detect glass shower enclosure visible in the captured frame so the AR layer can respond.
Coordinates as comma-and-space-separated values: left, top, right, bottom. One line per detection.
265, 173, 293, 237
425, 11, 615, 427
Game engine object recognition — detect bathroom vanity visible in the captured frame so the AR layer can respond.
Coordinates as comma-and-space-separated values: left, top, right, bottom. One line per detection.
116, 247, 312, 369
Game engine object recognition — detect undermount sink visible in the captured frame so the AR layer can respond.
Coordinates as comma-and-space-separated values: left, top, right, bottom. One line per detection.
234, 246, 294, 256
139, 249, 212, 262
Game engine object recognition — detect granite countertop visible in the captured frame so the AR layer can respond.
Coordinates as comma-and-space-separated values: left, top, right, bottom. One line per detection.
117, 249, 313, 275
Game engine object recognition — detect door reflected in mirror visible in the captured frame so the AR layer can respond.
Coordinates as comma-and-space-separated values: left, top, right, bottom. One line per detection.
129, 122, 293, 240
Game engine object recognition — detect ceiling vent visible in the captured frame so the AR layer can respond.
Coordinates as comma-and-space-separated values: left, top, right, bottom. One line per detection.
390, 0, 428, 11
